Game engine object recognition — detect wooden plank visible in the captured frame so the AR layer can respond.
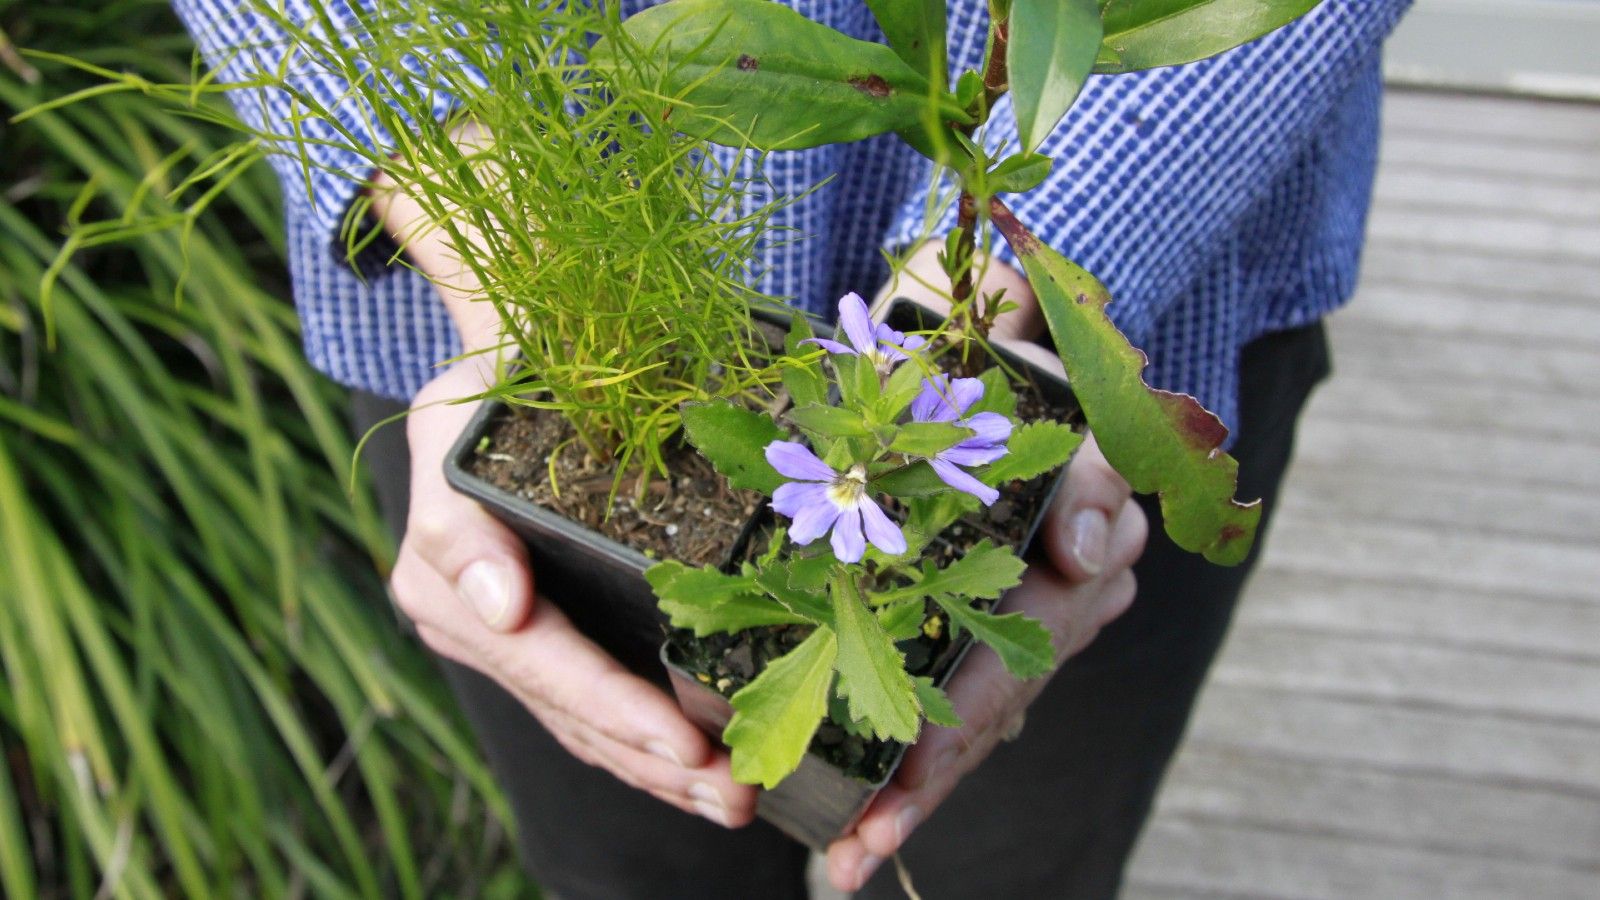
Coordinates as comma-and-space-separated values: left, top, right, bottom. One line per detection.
1380, 133, 1600, 184
1262, 514, 1599, 602
1338, 283, 1600, 348
1365, 208, 1600, 264
1151, 747, 1600, 867
1126, 819, 1598, 900
1208, 627, 1600, 726
1304, 371, 1600, 444
1272, 465, 1600, 543
1359, 241, 1600, 306
1383, 91, 1600, 147
1319, 317, 1600, 391
1239, 569, 1600, 661
1292, 418, 1600, 494
1182, 685, 1600, 795
1371, 167, 1600, 221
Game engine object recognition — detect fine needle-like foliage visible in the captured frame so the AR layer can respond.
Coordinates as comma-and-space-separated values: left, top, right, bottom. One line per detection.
160, 0, 798, 495
0, 3, 525, 895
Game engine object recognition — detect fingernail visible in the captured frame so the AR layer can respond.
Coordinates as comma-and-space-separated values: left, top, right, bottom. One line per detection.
688, 782, 721, 806
1070, 508, 1108, 576
458, 560, 510, 627
856, 854, 884, 888
690, 785, 730, 827
647, 740, 686, 768
894, 805, 924, 844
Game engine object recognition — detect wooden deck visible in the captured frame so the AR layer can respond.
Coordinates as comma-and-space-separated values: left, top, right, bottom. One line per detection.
1121, 89, 1600, 899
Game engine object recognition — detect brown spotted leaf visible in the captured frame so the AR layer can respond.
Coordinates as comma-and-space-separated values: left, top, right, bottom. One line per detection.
597, 0, 969, 151
992, 200, 1261, 565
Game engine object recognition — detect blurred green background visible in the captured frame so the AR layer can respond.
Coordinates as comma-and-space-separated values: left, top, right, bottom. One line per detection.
0, 1, 526, 895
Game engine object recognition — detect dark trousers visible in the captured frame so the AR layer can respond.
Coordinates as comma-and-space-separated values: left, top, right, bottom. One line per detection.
352, 322, 1331, 899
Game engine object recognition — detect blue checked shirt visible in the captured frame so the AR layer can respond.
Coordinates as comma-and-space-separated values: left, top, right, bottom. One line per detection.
175, 0, 1411, 436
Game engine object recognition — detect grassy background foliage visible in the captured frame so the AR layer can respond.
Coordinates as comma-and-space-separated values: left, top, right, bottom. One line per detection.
0, 2, 525, 895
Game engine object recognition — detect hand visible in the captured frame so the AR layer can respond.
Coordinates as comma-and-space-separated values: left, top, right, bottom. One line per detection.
822, 244, 1150, 891
388, 359, 759, 829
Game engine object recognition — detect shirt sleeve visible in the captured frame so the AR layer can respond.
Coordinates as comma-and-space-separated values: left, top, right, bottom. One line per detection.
883, 0, 1413, 344
171, 0, 481, 268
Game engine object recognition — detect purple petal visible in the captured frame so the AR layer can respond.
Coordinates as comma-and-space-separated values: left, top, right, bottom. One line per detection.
945, 377, 985, 417
836, 292, 876, 356
900, 334, 927, 352
859, 499, 907, 556
830, 507, 866, 563
931, 458, 1000, 506
940, 443, 1009, 467
789, 494, 844, 545
765, 441, 836, 482
962, 412, 1013, 446
800, 336, 856, 357
876, 344, 910, 363
773, 481, 829, 518
911, 376, 957, 423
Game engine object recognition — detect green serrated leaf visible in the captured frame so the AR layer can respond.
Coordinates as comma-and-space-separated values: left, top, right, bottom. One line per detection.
877, 599, 925, 641
602, 0, 970, 152
788, 403, 872, 438
980, 421, 1081, 486
877, 356, 930, 421
872, 461, 949, 499
913, 676, 963, 728
755, 562, 832, 622
966, 367, 1018, 418
783, 315, 829, 407
992, 204, 1261, 564
827, 687, 877, 739
986, 151, 1053, 194
900, 492, 981, 556
876, 540, 1026, 605
888, 421, 974, 457
1095, 0, 1323, 74
649, 561, 808, 635
864, 0, 949, 90
934, 599, 1055, 679
661, 593, 813, 636
726, 626, 838, 788
830, 576, 920, 742
680, 400, 786, 495
1007, 0, 1103, 153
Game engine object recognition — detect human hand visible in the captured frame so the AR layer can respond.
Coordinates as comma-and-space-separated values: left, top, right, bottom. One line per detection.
388, 360, 759, 828
821, 244, 1149, 890
823, 432, 1146, 889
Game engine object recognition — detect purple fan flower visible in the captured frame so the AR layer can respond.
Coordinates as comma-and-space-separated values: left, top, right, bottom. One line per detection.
765, 440, 907, 563
803, 292, 926, 372
910, 376, 1013, 506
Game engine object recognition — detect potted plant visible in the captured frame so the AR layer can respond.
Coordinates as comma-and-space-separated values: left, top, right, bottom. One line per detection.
162, 0, 1322, 847
575, 0, 1318, 844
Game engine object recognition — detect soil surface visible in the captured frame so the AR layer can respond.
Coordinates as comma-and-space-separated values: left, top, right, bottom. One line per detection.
466, 405, 761, 567
666, 378, 1082, 783
462, 318, 788, 567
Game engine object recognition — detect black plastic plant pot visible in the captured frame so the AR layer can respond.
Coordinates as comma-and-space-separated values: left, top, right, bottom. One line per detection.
443, 398, 671, 682
442, 310, 793, 684
661, 297, 1080, 850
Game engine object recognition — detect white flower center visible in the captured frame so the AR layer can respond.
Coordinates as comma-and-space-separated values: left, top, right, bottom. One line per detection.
826, 464, 868, 510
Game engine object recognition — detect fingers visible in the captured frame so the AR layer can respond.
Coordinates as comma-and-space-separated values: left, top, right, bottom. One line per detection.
417, 619, 757, 827
392, 363, 754, 829
400, 366, 535, 634
824, 510, 1144, 891
1044, 433, 1137, 583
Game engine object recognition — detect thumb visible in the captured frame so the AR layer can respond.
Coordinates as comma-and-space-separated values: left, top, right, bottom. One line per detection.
401, 365, 537, 633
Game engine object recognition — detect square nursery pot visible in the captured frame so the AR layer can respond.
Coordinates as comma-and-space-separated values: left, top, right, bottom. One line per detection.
442, 310, 790, 683
662, 298, 1080, 850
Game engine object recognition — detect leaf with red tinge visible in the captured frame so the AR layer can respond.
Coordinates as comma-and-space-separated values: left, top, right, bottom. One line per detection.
990, 200, 1260, 565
